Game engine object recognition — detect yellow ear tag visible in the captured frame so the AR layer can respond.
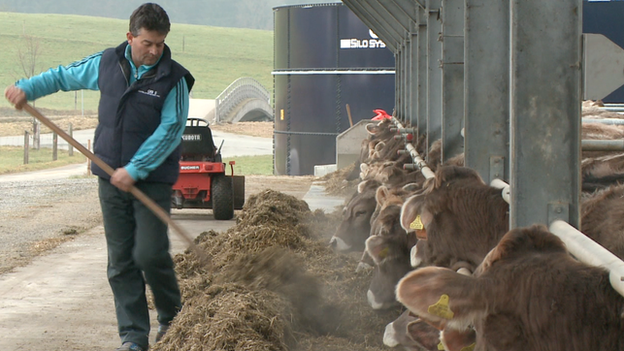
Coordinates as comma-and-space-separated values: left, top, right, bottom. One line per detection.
427, 294, 454, 319
461, 343, 476, 351
437, 342, 446, 350
378, 247, 389, 259
410, 215, 424, 230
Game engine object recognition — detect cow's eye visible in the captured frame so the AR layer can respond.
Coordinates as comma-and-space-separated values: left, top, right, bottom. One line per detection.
355, 210, 367, 217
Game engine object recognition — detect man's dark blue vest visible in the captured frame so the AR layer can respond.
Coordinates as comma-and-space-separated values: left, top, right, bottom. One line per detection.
93, 41, 195, 184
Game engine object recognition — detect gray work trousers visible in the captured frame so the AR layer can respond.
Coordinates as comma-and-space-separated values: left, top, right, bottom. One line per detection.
98, 178, 181, 349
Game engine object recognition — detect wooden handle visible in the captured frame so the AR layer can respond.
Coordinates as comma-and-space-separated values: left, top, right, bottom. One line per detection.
346, 103, 354, 128
22, 103, 209, 263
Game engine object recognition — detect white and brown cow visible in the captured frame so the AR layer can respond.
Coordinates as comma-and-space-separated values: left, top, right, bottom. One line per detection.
364, 184, 423, 309
581, 183, 624, 259
581, 152, 624, 192
383, 309, 439, 351
383, 308, 477, 351
396, 224, 624, 351
364, 165, 509, 310
400, 165, 510, 271
329, 180, 381, 252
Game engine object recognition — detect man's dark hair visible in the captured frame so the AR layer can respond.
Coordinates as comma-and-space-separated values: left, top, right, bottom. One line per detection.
129, 3, 170, 36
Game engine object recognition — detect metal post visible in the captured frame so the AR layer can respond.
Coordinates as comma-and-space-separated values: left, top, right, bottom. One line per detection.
464, 0, 510, 184
33, 119, 40, 150
440, 0, 465, 161
68, 123, 74, 157
52, 132, 58, 161
426, 0, 443, 154
581, 139, 624, 151
404, 46, 409, 124
397, 52, 403, 117
417, 6, 428, 144
409, 20, 419, 127
87, 139, 92, 175
23, 131, 29, 165
510, 0, 582, 229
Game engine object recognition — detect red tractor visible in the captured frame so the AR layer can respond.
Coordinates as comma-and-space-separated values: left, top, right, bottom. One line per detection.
171, 118, 245, 220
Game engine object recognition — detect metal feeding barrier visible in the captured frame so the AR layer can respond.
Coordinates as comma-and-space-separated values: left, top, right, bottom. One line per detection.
391, 117, 434, 180
386, 117, 624, 298
489, 179, 624, 298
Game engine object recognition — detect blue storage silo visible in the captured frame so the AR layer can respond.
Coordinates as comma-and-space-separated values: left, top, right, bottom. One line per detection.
273, 2, 395, 176
583, 0, 624, 102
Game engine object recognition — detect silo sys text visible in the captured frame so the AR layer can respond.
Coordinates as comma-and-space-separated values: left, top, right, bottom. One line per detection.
340, 29, 386, 49
340, 38, 386, 49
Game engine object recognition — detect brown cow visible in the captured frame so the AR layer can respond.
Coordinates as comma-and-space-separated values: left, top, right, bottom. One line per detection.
581, 152, 624, 192
383, 309, 439, 350
383, 309, 476, 351
356, 182, 421, 272
364, 184, 423, 309
399, 165, 509, 271
581, 183, 624, 259
364, 165, 509, 310
365, 212, 416, 309
396, 225, 624, 351
329, 180, 380, 252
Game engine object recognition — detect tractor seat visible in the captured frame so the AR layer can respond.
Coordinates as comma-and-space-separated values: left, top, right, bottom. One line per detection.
180, 118, 217, 161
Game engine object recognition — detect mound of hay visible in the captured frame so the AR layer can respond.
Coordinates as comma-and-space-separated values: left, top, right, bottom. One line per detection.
155, 283, 294, 351
320, 162, 361, 197
153, 189, 398, 351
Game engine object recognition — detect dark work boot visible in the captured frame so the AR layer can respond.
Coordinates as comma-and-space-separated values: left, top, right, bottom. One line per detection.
155, 324, 170, 343
115, 342, 146, 351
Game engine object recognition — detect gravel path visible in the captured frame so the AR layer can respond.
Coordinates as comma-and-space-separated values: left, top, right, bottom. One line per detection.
0, 177, 102, 274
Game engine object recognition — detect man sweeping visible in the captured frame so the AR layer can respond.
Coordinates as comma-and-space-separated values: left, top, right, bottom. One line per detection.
4, 3, 194, 350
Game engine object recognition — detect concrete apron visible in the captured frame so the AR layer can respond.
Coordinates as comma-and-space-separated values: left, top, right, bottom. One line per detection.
0, 181, 344, 350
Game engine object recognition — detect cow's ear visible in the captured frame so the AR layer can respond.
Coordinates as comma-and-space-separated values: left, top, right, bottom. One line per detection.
358, 179, 374, 193
365, 235, 388, 265
401, 194, 431, 240
406, 319, 441, 351
410, 239, 426, 268
375, 141, 386, 152
400, 194, 422, 232
396, 266, 486, 330
402, 182, 422, 193
360, 163, 369, 180
366, 123, 378, 135
375, 185, 390, 206
420, 207, 433, 228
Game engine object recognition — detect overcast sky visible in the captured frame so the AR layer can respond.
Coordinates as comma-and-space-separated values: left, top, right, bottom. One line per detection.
0, 0, 338, 30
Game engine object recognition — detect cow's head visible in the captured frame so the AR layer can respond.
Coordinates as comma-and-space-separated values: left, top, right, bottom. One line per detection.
329, 188, 378, 252
395, 266, 485, 331
474, 224, 567, 276
431, 165, 484, 191
383, 309, 441, 351
365, 232, 414, 310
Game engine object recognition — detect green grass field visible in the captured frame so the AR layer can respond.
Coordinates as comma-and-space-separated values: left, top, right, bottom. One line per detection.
0, 146, 87, 174
223, 155, 273, 175
0, 12, 275, 176
0, 12, 273, 113
0, 146, 273, 176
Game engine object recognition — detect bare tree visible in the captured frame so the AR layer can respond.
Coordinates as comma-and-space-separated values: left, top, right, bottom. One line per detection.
16, 33, 43, 149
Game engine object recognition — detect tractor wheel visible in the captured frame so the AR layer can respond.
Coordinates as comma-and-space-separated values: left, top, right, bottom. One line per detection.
211, 174, 234, 220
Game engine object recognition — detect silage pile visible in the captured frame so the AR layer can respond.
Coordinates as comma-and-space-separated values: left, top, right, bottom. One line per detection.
152, 189, 400, 351
319, 162, 361, 197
